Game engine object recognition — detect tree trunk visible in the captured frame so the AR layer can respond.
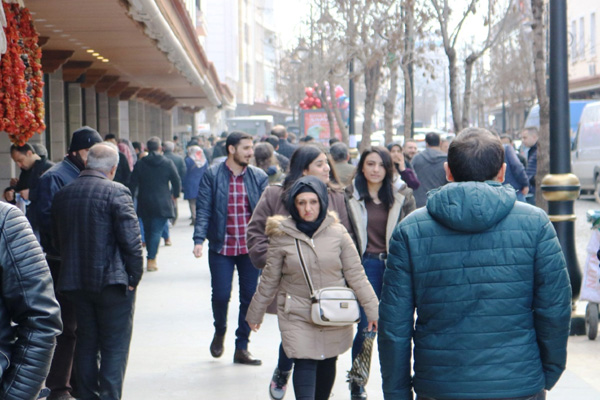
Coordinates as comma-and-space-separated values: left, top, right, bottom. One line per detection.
461, 54, 477, 129
316, 85, 336, 141
447, 48, 462, 133
531, 0, 549, 211
361, 60, 382, 152
384, 60, 399, 146
329, 73, 349, 145
401, 62, 413, 141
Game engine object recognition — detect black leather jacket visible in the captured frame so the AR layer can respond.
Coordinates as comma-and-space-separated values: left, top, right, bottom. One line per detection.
0, 203, 62, 399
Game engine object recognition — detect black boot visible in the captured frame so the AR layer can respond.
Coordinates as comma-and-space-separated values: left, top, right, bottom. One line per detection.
210, 333, 225, 358
350, 381, 367, 400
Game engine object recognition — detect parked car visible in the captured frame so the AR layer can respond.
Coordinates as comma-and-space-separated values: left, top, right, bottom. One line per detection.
573, 102, 600, 196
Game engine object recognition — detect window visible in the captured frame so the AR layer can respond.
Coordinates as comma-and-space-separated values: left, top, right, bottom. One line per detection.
580, 17, 585, 58
592, 13, 596, 56
244, 23, 250, 45
572, 20, 578, 59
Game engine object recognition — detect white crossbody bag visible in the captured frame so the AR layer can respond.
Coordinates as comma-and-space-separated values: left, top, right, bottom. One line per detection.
294, 239, 360, 326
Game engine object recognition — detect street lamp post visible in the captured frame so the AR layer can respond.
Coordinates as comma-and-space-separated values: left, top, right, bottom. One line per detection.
540, 0, 582, 301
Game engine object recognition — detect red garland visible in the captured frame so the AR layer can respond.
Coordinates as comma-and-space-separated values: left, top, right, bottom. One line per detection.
0, 3, 45, 145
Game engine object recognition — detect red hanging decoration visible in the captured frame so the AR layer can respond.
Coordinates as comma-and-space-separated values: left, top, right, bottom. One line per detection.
0, 3, 45, 145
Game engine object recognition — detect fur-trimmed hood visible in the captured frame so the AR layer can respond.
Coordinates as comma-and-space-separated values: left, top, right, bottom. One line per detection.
265, 211, 340, 238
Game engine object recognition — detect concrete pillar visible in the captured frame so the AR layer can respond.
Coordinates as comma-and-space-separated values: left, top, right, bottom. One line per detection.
97, 92, 109, 135
48, 70, 67, 162
128, 101, 138, 143
0, 134, 16, 190
66, 83, 83, 136
163, 110, 172, 141
108, 97, 119, 135
205, 106, 224, 135
84, 88, 98, 130
118, 101, 130, 140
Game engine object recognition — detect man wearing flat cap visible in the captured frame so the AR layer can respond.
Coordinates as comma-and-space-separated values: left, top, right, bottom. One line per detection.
37, 126, 103, 400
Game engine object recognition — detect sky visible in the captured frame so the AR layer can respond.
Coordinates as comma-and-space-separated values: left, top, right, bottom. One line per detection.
274, 0, 310, 50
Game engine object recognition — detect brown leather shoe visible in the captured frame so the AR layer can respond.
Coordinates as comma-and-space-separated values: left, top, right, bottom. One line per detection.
210, 333, 225, 358
233, 349, 262, 366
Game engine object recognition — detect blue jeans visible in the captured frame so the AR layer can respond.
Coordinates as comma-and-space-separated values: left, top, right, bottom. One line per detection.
161, 221, 169, 240
141, 217, 167, 260
352, 256, 385, 360
67, 286, 136, 400
208, 251, 260, 350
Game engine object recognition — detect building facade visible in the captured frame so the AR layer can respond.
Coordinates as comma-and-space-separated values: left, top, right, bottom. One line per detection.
0, 0, 233, 189
568, 2, 600, 98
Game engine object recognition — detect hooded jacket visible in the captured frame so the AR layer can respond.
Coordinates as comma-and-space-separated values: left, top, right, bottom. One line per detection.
246, 212, 379, 360
411, 147, 448, 207
379, 181, 572, 400
129, 152, 181, 219
247, 184, 355, 269
0, 203, 62, 399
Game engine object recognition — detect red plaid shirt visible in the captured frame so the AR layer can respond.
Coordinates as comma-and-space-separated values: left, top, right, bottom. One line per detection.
220, 164, 251, 256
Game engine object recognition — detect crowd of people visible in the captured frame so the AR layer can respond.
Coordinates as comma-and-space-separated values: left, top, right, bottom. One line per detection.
1, 123, 571, 400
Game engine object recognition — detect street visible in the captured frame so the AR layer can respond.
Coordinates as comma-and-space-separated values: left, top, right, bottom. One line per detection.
121, 198, 600, 399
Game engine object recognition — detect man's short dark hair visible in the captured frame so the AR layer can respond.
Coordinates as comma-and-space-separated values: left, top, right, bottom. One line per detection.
10, 143, 35, 155
226, 131, 253, 154
271, 125, 287, 139
425, 132, 441, 147
266, 135, 279, 149
146, 137, 162, 152
448, 127, 504, 182
329, 138, 340, 146
104, 133, 117, 141
330, 142, 349, 162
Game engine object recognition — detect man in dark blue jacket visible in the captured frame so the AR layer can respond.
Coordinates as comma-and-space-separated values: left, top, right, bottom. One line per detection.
36, 126, 103, 400
52, 143, 143, 400
193, 131, 268, 366
379, 127, 571, 400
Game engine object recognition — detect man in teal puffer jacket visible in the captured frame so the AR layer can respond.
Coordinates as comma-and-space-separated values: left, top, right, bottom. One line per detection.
379, 127, 572, 400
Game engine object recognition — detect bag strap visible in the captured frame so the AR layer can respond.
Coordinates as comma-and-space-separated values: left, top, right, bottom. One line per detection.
295, 239, 316, 298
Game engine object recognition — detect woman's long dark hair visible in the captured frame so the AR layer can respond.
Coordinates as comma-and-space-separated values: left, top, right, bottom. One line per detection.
386, 142, 403, 175
282, 144, 340, 196
354, 146, 395, 209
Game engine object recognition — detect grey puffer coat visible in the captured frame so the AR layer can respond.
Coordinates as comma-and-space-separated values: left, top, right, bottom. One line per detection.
0, 203, 62, 399
246, 212, 379, 360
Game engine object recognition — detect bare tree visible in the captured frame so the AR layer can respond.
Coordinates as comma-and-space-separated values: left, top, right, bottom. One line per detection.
530, 0, 549, 210
430, 0, 513, 132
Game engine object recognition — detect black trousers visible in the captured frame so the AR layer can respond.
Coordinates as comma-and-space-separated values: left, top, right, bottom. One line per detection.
292, 357, 337, 400
46, 259, 78, 396
67, 285, 136, 400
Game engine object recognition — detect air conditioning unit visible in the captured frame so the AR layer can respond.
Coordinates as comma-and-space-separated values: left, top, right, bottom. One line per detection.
590, 63, 597, 76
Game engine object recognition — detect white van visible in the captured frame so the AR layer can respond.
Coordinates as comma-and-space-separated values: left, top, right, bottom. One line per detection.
572, 102, 600, 194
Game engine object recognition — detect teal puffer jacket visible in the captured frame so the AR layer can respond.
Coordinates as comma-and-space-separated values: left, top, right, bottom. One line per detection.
379, 181, 572, 400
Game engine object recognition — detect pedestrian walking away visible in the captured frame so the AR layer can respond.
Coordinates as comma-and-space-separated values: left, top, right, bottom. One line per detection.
193, 131, 269, 366
378, 127, 572, 400
182, 145, 208, 223
247, 144, 356, 400
411, 132, 447, 208
36, 126, 103, 400
52, 143, 143, 400
345, 146, 416, 399
246, 176, 379, 400
0, 202, 62, 399
129, 136, 181, 272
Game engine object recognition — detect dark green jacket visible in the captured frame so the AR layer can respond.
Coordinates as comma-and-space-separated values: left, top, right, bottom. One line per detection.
379, 181, 571, 400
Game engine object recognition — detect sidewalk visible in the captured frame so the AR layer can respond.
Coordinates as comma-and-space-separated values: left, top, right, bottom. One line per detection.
121, 199, 600, 399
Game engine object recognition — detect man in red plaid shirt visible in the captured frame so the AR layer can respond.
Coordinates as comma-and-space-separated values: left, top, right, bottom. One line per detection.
193, 132, 268, 365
